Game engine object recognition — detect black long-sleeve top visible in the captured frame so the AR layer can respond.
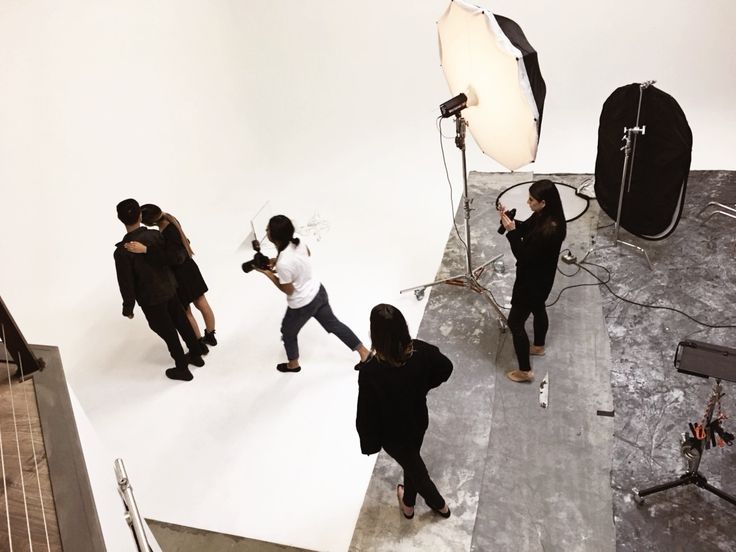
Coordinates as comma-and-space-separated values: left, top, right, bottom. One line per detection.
356, 339, 453, 455
506, 212, 566, 306
114, 227, 177, 316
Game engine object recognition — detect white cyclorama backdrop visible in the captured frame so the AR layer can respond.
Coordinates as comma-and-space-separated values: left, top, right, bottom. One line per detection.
1, 1, 734, 550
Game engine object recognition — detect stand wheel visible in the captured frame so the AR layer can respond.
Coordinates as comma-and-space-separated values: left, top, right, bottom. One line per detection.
414, 288, 426, 301
631, 488, 645, 505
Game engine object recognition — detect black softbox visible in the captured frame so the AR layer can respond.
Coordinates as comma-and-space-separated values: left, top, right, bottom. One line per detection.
594, 83, 693, 240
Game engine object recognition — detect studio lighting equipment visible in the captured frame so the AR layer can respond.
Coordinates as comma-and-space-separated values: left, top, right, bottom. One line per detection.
594, 82, 693, 267
401, 0, 545, 328
440, 92, 470, 118
633, 341, 736, 507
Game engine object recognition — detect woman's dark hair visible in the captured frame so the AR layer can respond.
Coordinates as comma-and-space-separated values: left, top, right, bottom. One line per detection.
141, 203, 194, 257
370, 304, 412, 367
140, 204, 163, 226
529, 179, 567, 240
268, 215, 301, 252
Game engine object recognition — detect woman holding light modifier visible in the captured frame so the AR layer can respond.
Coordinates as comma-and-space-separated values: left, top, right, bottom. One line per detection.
498, 179, 567, 383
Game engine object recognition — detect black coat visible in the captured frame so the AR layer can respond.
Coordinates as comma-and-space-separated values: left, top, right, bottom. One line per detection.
114, 227, 177, 316
506, 212, 565, 306
356, 340, 453, 455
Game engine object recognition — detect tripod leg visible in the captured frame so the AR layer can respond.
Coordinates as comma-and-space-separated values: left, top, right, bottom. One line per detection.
634, 473, 694, 502
698, 481, 736, 506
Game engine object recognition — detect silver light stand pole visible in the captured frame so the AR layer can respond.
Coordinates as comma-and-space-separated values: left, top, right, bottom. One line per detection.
612, 81, 654, 270
400, 114, 507, 329
115, 458, 153, 552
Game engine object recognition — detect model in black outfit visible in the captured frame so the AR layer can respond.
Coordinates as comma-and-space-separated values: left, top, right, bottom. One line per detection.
498, 179, 567, 383
113, 199, 205, 381
125, 204, 217, 348
356, 304, 453, 519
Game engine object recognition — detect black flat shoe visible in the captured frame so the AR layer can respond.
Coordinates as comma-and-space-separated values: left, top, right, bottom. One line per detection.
432, 504, 451, 519
277, 363, 301, 373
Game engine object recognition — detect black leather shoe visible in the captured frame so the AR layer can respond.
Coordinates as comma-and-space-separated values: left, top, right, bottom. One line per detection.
276, 363, 301, 373
166, 367, 193, 381
198, 338, 210, 355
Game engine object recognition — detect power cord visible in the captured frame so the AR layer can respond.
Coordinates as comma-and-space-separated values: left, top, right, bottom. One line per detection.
437, 116, 468, 252
552, 253, 736, 329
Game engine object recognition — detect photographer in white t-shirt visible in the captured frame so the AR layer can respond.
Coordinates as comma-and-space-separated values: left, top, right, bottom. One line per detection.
256, 215, 371, 373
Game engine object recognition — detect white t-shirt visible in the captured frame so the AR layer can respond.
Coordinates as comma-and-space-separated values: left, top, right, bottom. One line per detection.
275, 240, 321, 309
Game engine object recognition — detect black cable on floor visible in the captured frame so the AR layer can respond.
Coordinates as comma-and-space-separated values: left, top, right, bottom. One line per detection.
553, 260, 736, 329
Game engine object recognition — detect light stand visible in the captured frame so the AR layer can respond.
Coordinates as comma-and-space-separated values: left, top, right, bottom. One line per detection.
633, 340, 736, 507
611, 82, 654, 270
633, 378, 736, 506
400, 113, 507, 330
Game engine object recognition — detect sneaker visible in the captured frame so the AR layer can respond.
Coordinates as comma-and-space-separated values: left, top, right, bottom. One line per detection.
166, 367, 193, 381
186, 353, 205, 368
202, 329, 217, 347
506, 369, 534, 383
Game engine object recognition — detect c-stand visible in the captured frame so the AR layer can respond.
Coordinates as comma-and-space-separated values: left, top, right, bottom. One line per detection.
400, 114, 507, 330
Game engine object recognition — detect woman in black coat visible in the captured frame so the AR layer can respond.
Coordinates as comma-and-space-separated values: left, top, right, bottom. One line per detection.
356, 304, 453, 519
498, 179, 567, 383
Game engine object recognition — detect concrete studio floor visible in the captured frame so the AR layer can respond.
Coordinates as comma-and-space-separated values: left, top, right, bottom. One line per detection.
152, 170, 736, 551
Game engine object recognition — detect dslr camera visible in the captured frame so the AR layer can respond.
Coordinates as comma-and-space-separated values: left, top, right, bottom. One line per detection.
241, 239, 270, 273
497, 208, 516, 235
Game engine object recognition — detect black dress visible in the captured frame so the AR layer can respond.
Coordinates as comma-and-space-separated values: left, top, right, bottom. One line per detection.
162, 224, 208, 306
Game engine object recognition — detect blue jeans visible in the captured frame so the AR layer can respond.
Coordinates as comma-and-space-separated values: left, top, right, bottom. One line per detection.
280, 285, 361, 361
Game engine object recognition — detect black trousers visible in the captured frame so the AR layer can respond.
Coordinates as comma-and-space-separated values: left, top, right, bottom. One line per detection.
383, 435, 446, 511
507, 301, 549, 372
142, 296, 201, 369
280, 285, 361, 361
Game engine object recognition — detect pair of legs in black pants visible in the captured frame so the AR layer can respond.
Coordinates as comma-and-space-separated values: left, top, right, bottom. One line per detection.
280, 285, 361, 362
142, 295, 204, 376
383, 435, 447, 513
507, 301, 548, 372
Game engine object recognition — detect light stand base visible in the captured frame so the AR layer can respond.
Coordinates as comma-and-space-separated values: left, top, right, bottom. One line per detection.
400, 254, 507, 331
616, 239, 653, 270
633, 471, 736, 507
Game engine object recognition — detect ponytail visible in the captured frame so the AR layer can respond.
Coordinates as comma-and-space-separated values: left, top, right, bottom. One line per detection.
268, 215, 298, 252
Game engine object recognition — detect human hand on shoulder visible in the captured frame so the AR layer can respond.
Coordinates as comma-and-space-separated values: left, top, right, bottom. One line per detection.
124, 241, 147, 254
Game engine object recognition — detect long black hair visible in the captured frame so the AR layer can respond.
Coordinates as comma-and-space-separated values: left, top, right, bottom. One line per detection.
268, 215, 301, 253
370, 304, 413, 367
141, 203, 194, 257
529, 179, 567, 240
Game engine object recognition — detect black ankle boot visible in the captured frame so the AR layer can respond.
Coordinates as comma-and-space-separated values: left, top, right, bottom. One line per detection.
198, 339, 209, 356
202, 329, 217, 346
166, 367, 193, 381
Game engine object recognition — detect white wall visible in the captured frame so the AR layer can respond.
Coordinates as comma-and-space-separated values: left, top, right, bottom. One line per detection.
1, 1, 734, 549
1, 0, 734, 333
